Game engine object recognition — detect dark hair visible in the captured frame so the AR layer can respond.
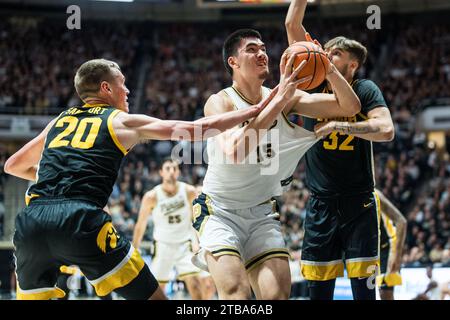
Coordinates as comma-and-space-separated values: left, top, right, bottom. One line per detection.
158, 157, 179, 170
324, 36, 368, 70
74, 58, 121, 100
222, 29, 262, 76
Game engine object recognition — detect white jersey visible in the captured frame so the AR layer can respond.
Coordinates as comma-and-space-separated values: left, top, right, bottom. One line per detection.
152, 182, 192, 243
202, 86, 319, 210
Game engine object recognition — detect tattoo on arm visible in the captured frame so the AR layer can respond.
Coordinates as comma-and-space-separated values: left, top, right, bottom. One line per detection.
334, 121, 380, 135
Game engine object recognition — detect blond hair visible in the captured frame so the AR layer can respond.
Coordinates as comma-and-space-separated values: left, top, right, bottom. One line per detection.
324, 36, 368, 70
74, 59, 121, 100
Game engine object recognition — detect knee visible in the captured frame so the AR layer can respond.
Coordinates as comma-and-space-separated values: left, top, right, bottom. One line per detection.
220, 281, 251, 300
260, 284, 290, 300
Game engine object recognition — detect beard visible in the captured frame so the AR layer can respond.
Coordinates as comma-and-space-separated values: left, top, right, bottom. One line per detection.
336, 63, 350, 79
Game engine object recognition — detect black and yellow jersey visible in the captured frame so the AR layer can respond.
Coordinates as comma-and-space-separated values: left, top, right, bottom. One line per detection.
302, 79, 388, 196
26, 104, 127, 208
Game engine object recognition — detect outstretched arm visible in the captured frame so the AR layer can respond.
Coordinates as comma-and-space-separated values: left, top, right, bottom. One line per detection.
285, 0, 309, 45
286, 64, 361, 119
4, 118, 57, 181
113, 90, 279, 151
132, 190, 156, 249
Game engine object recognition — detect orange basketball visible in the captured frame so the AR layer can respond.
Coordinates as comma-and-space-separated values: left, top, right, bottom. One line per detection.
283, 41, 330, 91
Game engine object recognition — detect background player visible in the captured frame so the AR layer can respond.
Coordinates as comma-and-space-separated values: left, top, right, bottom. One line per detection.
375, 188, 407, 300
133, 158, 203, 299
3, 58, 283, 300
192, 29, 361, 300
286, 0, 395, 300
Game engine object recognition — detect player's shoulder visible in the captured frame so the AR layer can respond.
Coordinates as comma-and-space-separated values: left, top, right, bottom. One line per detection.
353, 78, 381, 92
143, 187, 158, 202
204, 90, 235, 115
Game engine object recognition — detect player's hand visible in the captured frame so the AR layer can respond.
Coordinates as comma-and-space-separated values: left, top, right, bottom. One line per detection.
250, 84, 280, 117
314, 121, 335, 138
387, 252, 402, 274
277, 52, 312, 102
305, 32, 323, 49
325, 61, 337, 78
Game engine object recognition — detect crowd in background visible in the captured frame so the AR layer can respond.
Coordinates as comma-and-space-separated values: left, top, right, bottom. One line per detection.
0, 18, 140, 114
0, 15, 449, 268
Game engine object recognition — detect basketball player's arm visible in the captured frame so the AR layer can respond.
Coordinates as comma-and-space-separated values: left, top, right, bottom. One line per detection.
132, 190, 156, 249
186, 185, 200, 252
314, 106, 395, 141
376, 189, 407, 274
285, 0, 362, 119
205, 55, 309, 162
286, 65, 361, 119
113, 102, 270, 150
4, 118, 57, 181
285, 0, 308, 45
203, 90, 282, 162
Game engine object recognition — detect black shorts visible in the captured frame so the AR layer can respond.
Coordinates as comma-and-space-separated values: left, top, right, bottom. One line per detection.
301, 191, 380, 281
13, 198, 158, 300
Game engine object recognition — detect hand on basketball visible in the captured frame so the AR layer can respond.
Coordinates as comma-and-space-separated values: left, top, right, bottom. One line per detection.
305, 32, 334, 75
314, 121, 335, 138
278, 52, 312, 101
305, 32, 322, 49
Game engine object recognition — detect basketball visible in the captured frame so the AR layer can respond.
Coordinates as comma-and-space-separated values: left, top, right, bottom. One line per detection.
283, 41, 330, 91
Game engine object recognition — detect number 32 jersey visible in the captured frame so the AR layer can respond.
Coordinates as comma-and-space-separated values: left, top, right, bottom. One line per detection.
302, 79, 388, 196
27, 104, 126, 208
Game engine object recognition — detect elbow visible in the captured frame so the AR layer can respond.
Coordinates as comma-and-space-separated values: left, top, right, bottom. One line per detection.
346, 98, 361, 117
398, 216, 407, 229
352, 100, 362, 116
285, 21, 295, 30
382, 125, 395, 142
4, 156, 15, 175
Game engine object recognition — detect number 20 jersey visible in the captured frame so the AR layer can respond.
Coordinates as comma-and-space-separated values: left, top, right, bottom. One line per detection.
26, 104, 126, 208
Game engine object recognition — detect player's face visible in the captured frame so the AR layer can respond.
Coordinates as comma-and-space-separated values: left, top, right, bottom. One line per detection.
235, 37, 269, 80
326, 46, 355, 79
109, 71, 130, 112
160, 162, 180, 183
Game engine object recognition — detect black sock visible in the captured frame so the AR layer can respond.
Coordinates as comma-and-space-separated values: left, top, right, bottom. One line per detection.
350, 278, 376, 300
308, 279, 336, 300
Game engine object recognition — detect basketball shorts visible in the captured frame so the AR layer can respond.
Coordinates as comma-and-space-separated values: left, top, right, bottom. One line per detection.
14, 198, 158, 300
376, 240, 402, 290
191, 193, 289, 273
151, 240, 200, 283
301, 191, 380, 281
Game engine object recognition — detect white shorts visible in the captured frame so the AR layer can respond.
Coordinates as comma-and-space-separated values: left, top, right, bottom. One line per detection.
151, 240, 201, 283
192, 193, 289, 273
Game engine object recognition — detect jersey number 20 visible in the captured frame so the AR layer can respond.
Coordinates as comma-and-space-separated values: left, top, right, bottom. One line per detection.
48, 116, 102, 149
